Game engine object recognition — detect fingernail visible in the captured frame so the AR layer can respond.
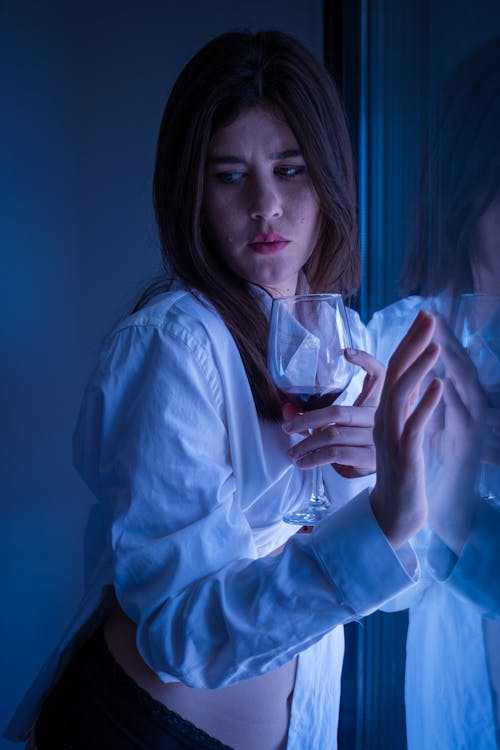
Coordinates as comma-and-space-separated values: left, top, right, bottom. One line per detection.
416, 309, 431, 325
345, 348, 358, 357
282, 421, 293, 433
430, 377, 442, 391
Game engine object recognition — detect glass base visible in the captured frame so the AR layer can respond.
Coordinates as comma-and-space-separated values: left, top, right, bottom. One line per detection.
283, 504, 330, 526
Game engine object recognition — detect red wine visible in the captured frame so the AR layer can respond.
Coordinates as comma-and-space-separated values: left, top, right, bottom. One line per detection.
281, 386, 343, 411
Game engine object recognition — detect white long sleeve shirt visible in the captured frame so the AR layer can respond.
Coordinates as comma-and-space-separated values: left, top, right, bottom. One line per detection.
368, 295, 500, 750
5, 288, 418, 748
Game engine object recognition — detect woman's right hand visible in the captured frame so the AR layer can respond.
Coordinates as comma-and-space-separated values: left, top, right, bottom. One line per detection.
369, 310, 443, 549
282, 348, 385, 478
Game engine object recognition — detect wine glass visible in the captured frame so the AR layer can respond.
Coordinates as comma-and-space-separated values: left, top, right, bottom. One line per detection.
455, 293, 500, 503
267, 293, 356, 525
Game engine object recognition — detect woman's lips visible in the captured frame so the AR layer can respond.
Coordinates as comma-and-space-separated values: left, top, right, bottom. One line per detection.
250, 241, 290, 254
249, 233, 291, 255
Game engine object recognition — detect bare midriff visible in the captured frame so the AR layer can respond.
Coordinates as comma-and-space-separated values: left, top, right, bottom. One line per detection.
104, 605, 296, 750
103, 541, 300, 750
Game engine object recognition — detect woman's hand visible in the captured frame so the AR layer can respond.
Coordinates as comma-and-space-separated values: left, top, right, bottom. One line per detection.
282, 349, 386, 477
423, 314, 488, 553
369, 310, 443, 549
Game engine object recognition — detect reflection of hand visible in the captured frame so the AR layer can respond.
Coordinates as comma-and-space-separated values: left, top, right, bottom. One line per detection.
369, 311, 443, 550
425, 380, 482, 554
282, 349, 385, 477
425, 314, 488, 553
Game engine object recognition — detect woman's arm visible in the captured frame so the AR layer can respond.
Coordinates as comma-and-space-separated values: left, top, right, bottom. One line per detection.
74, 309, 437, 688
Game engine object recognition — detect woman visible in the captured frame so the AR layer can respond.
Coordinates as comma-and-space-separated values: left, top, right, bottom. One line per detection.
369, 35, 500, 750
5, 31, 441, 750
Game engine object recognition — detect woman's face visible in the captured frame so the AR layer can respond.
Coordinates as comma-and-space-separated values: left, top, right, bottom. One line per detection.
203, 106, 321, 297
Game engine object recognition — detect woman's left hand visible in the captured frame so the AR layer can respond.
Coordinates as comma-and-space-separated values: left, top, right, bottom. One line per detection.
282, 349, 386, 478
423, 314, 489, 553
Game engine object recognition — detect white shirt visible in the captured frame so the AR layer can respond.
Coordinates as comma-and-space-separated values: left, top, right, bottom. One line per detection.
369, 295, 500, 750
5, 288, 418, 748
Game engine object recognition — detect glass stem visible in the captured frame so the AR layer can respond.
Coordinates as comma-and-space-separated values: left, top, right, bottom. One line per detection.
311, 466, 328, 506
478, 462, 495, 502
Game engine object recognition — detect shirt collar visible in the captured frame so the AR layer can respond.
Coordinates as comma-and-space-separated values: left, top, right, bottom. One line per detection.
249, 272, 311, 319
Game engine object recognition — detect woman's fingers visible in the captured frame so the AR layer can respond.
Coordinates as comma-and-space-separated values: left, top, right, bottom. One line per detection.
433, 314, 486, 414
282, 404, 375, 434
281, 349, 384, 477
294, 445, 375, 471
344, 349, 386, 407
441, 376, 474, 429
287, 419, 376, 473
370, 310, 444, 549
440, 344, 485, 415
281, 349, 384, 436
289, 425, 373, 456
423, 374, 482, 554
383, 310, 436, 391
288, 425, 373, 460
401, 378, 444, 457
380, 341, 441, 441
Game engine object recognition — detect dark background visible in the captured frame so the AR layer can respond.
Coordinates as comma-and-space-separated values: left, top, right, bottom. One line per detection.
2, 2, 499, 748
0, 3, 322, 746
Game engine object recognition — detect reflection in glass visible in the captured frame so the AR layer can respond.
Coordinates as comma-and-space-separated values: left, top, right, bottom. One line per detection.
370, 36, 500, 750
455, 293, 500, 503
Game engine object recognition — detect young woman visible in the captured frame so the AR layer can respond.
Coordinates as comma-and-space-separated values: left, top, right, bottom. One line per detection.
369, 36, 500, 750
5, 30, 441, 750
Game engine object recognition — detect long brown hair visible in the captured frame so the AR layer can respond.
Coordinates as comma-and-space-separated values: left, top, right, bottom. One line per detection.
136, 30, 360, 420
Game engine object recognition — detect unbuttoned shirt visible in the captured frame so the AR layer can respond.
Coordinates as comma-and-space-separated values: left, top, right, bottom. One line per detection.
5, 288, 418, 748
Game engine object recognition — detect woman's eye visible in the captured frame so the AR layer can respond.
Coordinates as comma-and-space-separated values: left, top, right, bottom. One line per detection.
216, 171, 245, 184
275, 165, 306, 179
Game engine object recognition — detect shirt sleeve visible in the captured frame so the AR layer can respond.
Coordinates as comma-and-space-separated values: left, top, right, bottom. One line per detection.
74, 317, 418, 689
426, 500, 500, 618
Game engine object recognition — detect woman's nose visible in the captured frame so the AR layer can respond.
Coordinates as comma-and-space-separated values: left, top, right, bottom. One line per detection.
249, 183, 283, 221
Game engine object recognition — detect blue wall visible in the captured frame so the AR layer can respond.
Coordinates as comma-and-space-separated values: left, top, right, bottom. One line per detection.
0, 2, 322, 745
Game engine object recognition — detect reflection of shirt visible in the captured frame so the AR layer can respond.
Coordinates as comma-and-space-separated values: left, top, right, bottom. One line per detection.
369, 295, 500, 750
460, 306, 500, 391
5, 289, 417, 748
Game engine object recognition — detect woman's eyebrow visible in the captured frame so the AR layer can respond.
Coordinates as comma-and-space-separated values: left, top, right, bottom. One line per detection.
207, 149, 302, 165
269, 149, 302, 159
207, 155, 245, 164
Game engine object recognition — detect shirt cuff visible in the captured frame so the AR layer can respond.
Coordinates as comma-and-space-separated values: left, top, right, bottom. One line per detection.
427, 500, 500, 615
310, 488, 419, 617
